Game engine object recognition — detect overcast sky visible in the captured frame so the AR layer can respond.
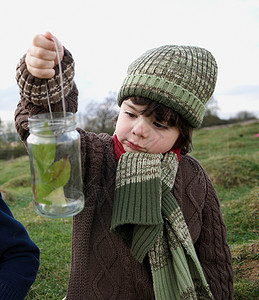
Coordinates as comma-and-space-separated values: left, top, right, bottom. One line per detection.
0, 0, 259, 122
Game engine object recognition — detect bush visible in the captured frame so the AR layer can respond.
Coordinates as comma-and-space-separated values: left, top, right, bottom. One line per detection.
201, 155, 259, 187
0, 142, 27, 160
0, 189, 15, 202
2, 174, 31, 188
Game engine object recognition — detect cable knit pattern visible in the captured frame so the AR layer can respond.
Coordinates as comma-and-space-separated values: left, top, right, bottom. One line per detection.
173, 156, 234, 299
14, 50, 234, 299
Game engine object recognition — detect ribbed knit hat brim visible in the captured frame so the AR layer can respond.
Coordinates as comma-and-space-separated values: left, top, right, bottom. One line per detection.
118, 45, 218, 128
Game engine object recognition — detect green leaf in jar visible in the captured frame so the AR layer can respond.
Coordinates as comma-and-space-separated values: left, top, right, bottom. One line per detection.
31, 121, 71, 205
31, 121, 56, 174
47, 155, 71, 188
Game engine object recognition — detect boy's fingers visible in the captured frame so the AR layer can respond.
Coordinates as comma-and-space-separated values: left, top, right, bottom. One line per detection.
26, 65, 55, 79
36, 32, 64, 63
28, 46, 56, 61
32, 34, 56, 52
26, 32, 64, 78
43, 32, 63, 54
45, 32, 64, 59
27, 55, 55, 70
44, 31, 53, 40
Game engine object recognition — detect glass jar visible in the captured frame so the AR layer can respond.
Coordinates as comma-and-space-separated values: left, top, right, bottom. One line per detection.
27, 112, 84, 218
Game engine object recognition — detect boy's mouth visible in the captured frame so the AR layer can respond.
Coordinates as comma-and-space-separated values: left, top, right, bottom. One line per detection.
126, 140, 144, 151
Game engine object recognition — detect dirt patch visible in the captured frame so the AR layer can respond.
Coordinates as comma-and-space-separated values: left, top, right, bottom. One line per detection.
232, 242, 259, 283
240, 260, 259, 282
0, 189, 15, 202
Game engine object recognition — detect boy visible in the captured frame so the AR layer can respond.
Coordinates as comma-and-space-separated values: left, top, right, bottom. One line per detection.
15, 32, 234, 299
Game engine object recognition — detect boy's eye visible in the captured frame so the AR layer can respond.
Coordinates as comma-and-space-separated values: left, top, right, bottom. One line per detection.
153, 122, 168, 129
125, 111, 136, 118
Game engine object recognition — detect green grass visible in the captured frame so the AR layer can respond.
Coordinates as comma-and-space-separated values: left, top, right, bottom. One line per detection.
191, 121, 259, 299
0, 156, 72, 300
192, 121, 259, 159
1, 120, 258, 299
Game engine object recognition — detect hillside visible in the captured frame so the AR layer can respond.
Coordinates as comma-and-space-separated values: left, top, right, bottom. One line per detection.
0, 120, 258, 299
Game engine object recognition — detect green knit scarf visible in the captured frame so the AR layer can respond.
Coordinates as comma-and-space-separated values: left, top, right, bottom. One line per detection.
110, 151, 214, 300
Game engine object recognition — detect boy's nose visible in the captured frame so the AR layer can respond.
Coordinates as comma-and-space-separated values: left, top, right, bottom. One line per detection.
131, 119, 150, 137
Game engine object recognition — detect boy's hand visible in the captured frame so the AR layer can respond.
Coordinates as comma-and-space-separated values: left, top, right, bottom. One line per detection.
25, 32, 64, 79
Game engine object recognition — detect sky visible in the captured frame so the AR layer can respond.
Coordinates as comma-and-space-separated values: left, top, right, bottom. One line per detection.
0, 0, 259, 123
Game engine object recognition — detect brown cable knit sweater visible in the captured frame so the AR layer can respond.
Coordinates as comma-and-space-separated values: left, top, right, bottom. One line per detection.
15, 49, 234, 300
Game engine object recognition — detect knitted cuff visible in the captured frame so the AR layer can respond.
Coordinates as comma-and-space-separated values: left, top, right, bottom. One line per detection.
15, 47, 75, 107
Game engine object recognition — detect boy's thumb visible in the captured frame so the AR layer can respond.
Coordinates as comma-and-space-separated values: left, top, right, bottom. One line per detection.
44, 32, 54, 41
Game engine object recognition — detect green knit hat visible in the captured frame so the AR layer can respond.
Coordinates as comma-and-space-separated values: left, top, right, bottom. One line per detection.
117, 45, 218, 128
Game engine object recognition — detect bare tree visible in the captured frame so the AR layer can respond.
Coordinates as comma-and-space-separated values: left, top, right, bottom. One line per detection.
205, 95, 219, 117
83, 91, 119, 135
235, 111, 256, 121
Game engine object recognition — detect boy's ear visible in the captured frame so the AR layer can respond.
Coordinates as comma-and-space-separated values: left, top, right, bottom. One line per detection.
113, 115, 119, 125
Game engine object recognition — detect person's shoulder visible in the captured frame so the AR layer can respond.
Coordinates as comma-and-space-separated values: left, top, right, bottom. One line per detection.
77, 130, 113, 147
179, 154, 206, 173
178, 154, 214, 193
177, 154, 211, 189
77, 130, 115, 160
98, 132, 114, 145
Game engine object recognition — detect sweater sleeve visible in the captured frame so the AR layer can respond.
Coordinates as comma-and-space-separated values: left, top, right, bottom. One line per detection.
14, 47, 79, 144
0, 192, 40, 300
195, 174, 234, 299
173, 155, 234, 300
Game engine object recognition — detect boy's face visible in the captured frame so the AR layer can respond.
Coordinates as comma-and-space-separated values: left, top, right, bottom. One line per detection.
115, 99, 180, 154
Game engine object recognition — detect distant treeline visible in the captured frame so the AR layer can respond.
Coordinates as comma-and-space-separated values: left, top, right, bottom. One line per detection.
0, 95, 257, 160
201, 110, 257, 128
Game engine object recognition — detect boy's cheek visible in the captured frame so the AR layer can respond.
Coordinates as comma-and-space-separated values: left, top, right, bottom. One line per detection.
115, 116, 128, 137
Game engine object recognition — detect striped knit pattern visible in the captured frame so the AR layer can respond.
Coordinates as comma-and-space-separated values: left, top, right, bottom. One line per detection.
15, 49, 75, 107
111, 151, 214, 299
149, 193, 214, 299
117, 45, 217, 128
111, 152, 165, 262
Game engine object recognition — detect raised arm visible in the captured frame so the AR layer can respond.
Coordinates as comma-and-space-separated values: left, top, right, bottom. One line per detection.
15, 32, 78, 143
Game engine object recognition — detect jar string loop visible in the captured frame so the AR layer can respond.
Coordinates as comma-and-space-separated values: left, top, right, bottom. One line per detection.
45, 37, 66, 121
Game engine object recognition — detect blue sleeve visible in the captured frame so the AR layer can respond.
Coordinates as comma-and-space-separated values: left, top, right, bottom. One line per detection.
0, 192, 40, 300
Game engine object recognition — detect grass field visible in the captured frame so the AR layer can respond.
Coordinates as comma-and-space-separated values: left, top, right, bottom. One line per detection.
0, 120, 258, 299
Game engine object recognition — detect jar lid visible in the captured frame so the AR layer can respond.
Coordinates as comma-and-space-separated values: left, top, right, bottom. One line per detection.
28, 112, 76, 136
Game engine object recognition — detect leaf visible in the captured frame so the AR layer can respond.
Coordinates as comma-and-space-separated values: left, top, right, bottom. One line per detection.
30, 121, 72, 205
44, 187, 67, 206
34, 182, 53, 203
34, 185, 67, 206
47, 155, 71, 188
31, 121, 56, 174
